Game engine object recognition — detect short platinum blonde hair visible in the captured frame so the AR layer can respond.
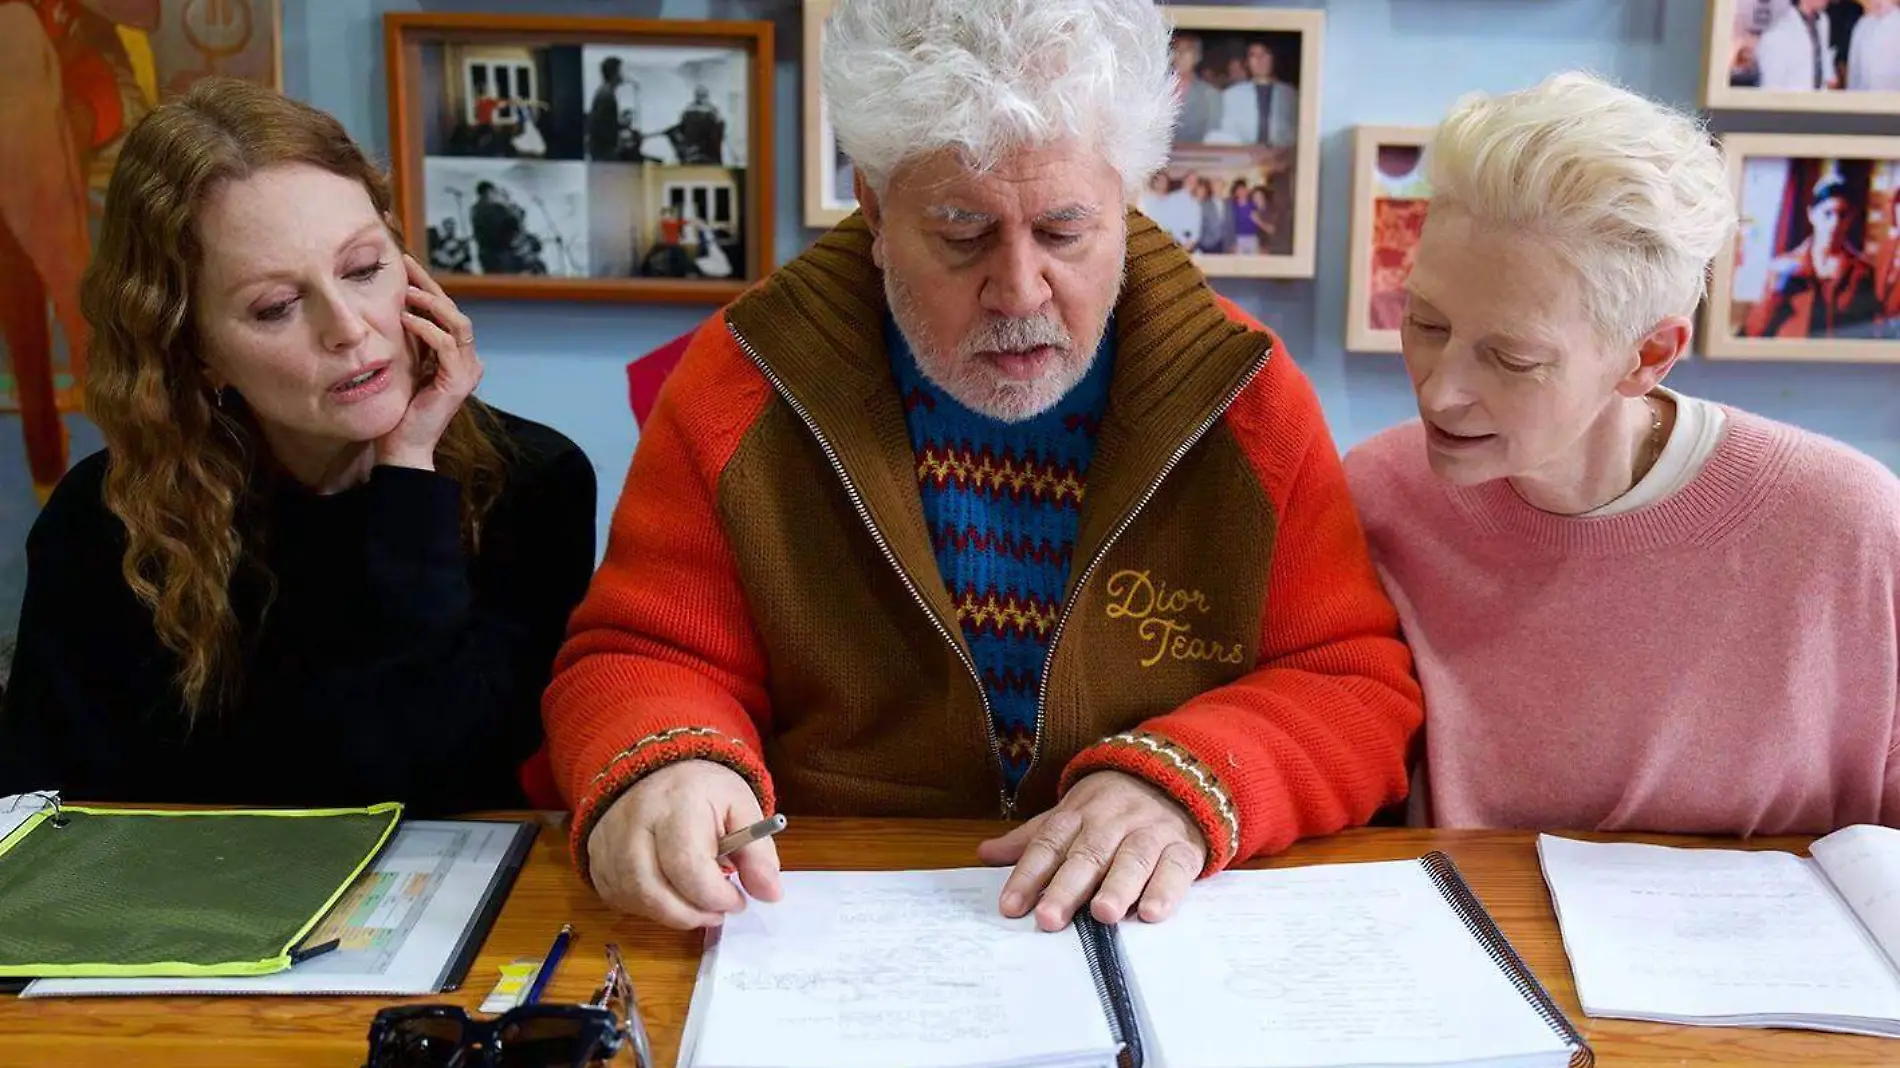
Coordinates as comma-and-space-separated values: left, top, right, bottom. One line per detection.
821, 0, 1178, 199
1425, 71, 1739, 345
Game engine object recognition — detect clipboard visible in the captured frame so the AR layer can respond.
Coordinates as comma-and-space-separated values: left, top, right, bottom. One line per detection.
437, 818, 537, 992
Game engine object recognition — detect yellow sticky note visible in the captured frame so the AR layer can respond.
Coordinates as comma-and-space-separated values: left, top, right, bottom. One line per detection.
480, 958, 543, 1014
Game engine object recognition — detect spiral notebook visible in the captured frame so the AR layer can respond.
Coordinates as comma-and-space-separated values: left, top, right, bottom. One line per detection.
674, 855, 1592, 1068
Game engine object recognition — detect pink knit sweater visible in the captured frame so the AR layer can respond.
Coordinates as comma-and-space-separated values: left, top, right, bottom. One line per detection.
1344, 411, 1900, 835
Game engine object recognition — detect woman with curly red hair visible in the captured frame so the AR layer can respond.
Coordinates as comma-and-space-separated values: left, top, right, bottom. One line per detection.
0, 78, 596, 814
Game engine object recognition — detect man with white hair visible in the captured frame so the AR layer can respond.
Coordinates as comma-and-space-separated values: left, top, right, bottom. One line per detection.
546, 0, 1422, 933
1346, 72, 1900, 835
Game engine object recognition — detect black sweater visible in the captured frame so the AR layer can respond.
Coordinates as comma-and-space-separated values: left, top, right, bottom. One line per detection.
0, 410, 596, 816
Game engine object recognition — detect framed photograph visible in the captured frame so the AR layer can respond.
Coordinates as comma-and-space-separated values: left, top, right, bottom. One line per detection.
1152, 6, 1324, 279
1345, 125, 1434, 354
1703, 0, 1900, 114
1706, 133, 1900, 361
384, 13, 774, 304
802, 0, 857, 229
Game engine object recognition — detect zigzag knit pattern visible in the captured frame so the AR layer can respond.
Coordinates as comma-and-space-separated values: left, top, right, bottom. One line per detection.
888, 317, 1111, 790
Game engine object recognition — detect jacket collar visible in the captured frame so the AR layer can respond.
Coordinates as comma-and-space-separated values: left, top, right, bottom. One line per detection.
723, 211, 1272, 646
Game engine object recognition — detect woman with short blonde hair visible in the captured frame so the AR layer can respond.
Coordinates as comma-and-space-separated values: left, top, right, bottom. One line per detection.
0, 79, 597, 813
1346, 71, 1900, 834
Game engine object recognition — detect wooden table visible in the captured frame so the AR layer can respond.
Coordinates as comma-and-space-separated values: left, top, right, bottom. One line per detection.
0, 817, 1889, 1066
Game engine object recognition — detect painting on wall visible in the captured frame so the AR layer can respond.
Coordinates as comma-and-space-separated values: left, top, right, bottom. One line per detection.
0, 0, 281, 498
802, 0, 855, 229
384, 13, 774, 304
1706, 133, 1900, 361
1346, 125, 1434, 354
1704, 0, 1900, 114
1154, 6, 1325, 279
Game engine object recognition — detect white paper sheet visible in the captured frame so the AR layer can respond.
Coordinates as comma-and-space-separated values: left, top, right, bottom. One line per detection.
1811, 824, 1900, 978
680, 867, 1120, 1068
0, 792, 56, 851
22, 819, 525, 997
1116, 859, 1575, 1068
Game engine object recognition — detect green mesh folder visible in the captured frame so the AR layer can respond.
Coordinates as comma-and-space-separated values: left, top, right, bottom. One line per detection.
0, 802, 401, 979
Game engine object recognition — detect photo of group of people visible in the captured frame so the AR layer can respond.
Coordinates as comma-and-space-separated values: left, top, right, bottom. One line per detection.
415, 39, 750, 283
1167, 30, 1304, 150
1151, 17, 1317, 271
1138, 147, 1293, 257
1725, 0, 1900, 93
1729, 155, 1900, 341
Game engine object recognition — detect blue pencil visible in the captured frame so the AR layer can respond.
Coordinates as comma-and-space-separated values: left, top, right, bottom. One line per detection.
522, 923, 573, 1006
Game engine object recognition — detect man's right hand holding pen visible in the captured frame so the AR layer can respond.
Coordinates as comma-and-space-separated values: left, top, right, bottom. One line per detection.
588, 760, 785, 930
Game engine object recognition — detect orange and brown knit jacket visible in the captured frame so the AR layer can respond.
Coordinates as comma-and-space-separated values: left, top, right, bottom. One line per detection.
545, 213, 1423, 877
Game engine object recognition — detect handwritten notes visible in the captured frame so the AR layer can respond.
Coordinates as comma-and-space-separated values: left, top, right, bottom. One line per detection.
1537, 834, 1900, 1034
683, 868, 1120, 1068
1115, 860, 1574, 1068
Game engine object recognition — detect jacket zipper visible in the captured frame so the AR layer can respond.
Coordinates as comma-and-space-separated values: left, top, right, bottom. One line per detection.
731, 323, 1272, 820
1013, 342, 1274, 812
729, 323, 1014, 816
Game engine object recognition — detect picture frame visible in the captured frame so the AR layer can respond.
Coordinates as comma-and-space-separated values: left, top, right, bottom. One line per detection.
1705, 133, 1900, 361
802, 0, 857, 229
1345, 124, 1434, 354
1153, 6, 1325, 279
383, 12, 775, 305
1702, 0, 1900, 115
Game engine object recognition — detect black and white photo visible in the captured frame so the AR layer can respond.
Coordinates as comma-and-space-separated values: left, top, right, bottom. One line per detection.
581, 44, 747, 167
423, 158, 590, 277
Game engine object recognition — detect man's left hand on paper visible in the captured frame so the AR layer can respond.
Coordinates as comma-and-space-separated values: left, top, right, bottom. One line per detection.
977, 770, 1206, 932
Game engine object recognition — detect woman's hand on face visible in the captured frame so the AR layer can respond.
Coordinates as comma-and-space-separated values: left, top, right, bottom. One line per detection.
378, 254, 483, 471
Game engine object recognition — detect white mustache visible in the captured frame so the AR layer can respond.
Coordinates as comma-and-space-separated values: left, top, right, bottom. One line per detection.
960, 316, 1072, 357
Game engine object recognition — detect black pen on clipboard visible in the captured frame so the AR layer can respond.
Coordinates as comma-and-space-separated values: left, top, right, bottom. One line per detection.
715, 814, 787, 860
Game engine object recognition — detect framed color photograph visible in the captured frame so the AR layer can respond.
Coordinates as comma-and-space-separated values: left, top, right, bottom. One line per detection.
1346, 125, 1434, 354
1153, 6, 1325, 279
802, 0, 856, 229
384, 12, 774, 304
1706, 133, 1900, 361
1704, 0, 1900, 114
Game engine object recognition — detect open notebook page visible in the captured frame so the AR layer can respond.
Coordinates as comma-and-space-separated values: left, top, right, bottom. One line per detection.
1812, 824, 1900, 978
1116, 859, 1573, 1068
1537, 834, 1900, 1026
681, 867, 1120, 1068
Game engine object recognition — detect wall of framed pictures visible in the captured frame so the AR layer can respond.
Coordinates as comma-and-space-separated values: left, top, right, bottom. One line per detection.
260, 0, 1900, 557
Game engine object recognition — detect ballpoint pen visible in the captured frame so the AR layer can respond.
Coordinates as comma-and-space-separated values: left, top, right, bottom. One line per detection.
715, 814, 788, 859
522, 923, 572, 1007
